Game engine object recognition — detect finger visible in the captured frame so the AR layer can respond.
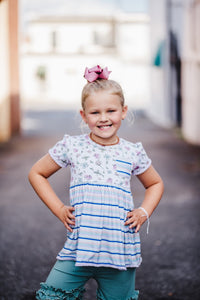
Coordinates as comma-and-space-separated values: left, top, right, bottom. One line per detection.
65, 212, 75, 220
68, 206, 75, 212
125, 216, 135, 226
126, 212, 132, 218
64, 222, 73, 232
135, 224, 141, 233
124, 219, 130, 226
68, 208, 75, 219
129, 220, 138, 229
66, 217, 75, 225
67, 212, 75, 219
127, 210, 135, 218
125, 219, 131, 226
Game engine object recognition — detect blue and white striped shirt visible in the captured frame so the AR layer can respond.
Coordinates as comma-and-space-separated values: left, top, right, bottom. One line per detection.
49, 134, 151, 270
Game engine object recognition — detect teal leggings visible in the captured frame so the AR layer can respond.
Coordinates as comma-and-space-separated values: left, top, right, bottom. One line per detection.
36, 260, 139, 300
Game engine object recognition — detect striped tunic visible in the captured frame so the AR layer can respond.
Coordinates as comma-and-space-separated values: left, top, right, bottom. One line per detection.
49, 134, 151, 270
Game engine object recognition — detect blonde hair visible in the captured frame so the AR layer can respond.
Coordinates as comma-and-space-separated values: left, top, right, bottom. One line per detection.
81, 79, 125, 110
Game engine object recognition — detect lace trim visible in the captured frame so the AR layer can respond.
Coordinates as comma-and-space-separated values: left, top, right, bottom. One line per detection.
97, 288, 139, 300
36, 283, 85, 300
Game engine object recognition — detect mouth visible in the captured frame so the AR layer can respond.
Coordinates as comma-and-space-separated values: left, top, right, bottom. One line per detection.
97, 124, 112, 130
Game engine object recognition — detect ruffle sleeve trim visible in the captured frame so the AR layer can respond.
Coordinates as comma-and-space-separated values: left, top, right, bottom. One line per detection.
132, 142, 151, 175
48, 134, 70, 168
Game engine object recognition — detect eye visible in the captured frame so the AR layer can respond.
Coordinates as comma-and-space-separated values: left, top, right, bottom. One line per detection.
91, 111, 99, 115
108, 109, 115, 113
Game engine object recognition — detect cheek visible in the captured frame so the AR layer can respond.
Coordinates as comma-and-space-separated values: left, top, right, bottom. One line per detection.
87, 116, 97, 126
112, 113, 123, 123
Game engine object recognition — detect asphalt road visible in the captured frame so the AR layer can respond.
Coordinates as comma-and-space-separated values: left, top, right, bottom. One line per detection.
0, 109, 200, 300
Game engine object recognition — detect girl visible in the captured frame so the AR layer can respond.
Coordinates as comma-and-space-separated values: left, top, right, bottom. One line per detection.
29, 65, 164, 300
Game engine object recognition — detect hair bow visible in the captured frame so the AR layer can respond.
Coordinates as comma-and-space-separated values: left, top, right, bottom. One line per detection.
84, 65, 111, 82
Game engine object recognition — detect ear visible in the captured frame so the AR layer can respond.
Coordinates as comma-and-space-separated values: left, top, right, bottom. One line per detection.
122, 105, 128, 120
80, 110, 87, 124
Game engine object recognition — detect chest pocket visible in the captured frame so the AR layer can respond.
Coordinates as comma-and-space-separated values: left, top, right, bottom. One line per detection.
116, 159, 132, 178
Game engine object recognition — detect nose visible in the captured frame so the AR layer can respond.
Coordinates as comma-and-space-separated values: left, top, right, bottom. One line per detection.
99, 112, 108, 122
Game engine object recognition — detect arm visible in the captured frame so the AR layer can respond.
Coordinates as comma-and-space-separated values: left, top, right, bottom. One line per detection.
28, 153, 75, 232
125, 165, 164, 233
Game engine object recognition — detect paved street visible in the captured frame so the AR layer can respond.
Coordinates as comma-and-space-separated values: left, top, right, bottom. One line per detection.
0, 109, 200, 300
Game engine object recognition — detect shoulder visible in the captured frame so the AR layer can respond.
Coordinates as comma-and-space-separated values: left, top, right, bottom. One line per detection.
49, 134, 87, 153
57, 134, 87, 144
48, 134, 88, 167
119, 140, 152, 175
120, 138, 144, 152
65, 134, 88, 146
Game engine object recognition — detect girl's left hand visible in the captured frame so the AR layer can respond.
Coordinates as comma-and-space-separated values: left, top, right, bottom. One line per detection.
125, 208, 147, 233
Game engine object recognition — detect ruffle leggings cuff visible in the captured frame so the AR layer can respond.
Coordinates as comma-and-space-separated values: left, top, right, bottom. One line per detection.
127, 291, 139, 300
97, 289, 139, 300
36, 282, 85, 300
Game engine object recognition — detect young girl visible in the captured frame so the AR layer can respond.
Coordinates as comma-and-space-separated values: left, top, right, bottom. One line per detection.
29, 65, 164, 300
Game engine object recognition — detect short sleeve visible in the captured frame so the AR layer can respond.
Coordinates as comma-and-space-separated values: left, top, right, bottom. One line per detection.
132, 142, 151, 175
48, 135, 70, 168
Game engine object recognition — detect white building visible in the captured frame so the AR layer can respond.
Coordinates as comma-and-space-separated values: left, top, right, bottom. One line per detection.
181, 0, 200, 145
148, 0, 200, 145
20, 8, 150, 110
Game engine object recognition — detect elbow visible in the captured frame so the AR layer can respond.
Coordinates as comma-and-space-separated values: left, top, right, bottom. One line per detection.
28, 165, 47, 187
28, 167, 34, 185
160, 178, 165, 197
28, 166, 38, 186
146, 177, 164, 199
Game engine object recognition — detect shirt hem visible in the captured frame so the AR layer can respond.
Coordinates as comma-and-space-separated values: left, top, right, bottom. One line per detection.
56, 256, 142, 270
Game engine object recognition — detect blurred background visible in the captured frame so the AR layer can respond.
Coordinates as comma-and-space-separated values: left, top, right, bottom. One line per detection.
0, 0, 199, 144
0, 1, 200, 299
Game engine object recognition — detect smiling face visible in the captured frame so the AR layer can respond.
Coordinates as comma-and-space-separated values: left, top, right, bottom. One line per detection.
80, 91, 127, 145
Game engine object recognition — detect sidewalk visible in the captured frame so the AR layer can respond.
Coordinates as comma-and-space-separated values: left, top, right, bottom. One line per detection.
0, 109, 200, 300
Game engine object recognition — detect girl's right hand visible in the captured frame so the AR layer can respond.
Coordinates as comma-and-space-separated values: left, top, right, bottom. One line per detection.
58, 205, 75, 232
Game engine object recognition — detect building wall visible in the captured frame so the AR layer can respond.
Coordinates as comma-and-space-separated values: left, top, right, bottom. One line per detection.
0, 0, 20, 143
149, 0, 200, 145
9, 0, 20, 136
148, 0, 172, 127
20, 14, 150, 110
182, 0, 200, 145
0, 0, 10, 142
27, 20, 115, 54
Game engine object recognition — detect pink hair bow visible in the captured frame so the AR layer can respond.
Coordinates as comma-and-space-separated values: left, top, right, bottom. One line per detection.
84, 65, 111, 82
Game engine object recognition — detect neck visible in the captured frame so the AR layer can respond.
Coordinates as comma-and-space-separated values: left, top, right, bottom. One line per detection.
90, 133, 119, 146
